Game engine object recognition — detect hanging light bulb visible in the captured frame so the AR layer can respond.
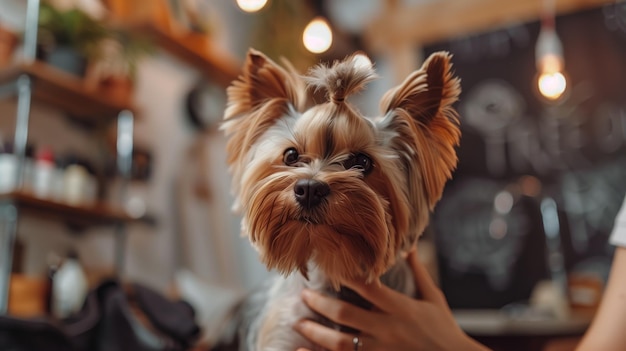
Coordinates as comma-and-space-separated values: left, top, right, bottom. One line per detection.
536, 26, 567, 100
236, 0, 268, 13
535, 2, 567, 101
303, 17, 333, 54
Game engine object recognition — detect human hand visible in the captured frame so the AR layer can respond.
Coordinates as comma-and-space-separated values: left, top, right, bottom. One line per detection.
293, 250, 490, 351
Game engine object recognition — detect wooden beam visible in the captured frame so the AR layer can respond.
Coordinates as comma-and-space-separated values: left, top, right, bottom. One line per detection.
365, 0, 617, 50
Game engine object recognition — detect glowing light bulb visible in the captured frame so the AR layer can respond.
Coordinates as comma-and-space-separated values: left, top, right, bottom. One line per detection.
538, 71, 567, 100
303, 17, 333, 54
535, 26, 567, 101
236, 0, 268, 13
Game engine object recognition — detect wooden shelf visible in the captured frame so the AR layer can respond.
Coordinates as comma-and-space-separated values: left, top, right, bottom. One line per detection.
0, 191, 136, 227
129, 22, 240, 87
0, 61, 136, 123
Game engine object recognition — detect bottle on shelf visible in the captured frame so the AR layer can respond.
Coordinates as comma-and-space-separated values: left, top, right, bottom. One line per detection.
32, 145, 57, 199
50, 250, 88, 319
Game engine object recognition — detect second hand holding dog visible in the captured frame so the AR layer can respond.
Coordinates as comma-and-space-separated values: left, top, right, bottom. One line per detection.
294, 250, 491, 351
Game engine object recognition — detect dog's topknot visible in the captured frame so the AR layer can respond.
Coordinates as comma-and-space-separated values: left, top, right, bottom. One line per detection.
305, 53, 378, 104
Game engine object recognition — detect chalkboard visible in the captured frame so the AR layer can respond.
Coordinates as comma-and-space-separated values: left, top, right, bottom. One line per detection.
426, 4, 626, 309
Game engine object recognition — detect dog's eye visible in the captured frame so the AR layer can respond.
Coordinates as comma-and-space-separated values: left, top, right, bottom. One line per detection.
343, 153, 373, 173
283, 148, 299, 165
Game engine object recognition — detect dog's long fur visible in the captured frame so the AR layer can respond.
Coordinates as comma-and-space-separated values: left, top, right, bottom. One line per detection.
218, 49, 461, 351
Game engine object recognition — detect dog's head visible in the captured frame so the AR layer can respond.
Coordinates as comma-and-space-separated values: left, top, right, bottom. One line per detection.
222, 49, 460, 287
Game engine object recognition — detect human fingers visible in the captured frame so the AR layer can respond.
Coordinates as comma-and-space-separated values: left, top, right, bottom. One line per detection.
340, 278, 409, 313
407, 250, 446, 304
300, 289, 381, 334
293, 319, 368, 351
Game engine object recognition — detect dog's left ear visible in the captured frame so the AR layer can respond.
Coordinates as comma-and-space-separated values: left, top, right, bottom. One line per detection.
378, 51, 461, 226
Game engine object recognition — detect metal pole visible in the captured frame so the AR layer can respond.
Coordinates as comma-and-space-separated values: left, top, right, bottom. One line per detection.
14, 75, 32, 189
540, 197, 568, 295
23, 0, 41, 63
114, 110, 134, 277
0, 0, 39, 314
0, 204, 18, 313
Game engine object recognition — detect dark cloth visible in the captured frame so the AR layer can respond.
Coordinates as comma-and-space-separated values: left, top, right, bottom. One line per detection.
0, 279, 201, 351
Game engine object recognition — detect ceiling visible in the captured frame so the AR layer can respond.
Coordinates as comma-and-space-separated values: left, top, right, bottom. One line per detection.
316, 0, 620, 56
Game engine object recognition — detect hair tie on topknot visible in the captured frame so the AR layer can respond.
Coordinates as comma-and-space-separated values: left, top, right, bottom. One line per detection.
305, 53, 378, 105
331, 95, 345, 104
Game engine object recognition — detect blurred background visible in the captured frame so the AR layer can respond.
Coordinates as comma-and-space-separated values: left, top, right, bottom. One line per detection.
0, 0, 625, 350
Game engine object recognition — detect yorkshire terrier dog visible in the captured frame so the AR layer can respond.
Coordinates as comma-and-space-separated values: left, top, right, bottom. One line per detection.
218, 48, 461, 351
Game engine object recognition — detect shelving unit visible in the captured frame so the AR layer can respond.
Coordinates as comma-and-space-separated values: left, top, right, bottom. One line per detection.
0, 191, 135, 227
0, 0, 242, 316
0, 0, 136, 314
129, 22, 240, 87
0, 61, 136, 122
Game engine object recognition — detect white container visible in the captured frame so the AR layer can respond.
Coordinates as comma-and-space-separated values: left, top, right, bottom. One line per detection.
32, 147, 57, 199
0, 153, 17, 193
63, 164, 89, 205
33, 160, 56, 198
51, 255, 88, 319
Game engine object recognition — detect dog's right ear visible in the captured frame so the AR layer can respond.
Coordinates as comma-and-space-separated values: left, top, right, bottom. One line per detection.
221, 49, 306, 167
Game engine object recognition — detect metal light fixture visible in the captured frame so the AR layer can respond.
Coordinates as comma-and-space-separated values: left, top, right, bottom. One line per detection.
536, 0, 567, 101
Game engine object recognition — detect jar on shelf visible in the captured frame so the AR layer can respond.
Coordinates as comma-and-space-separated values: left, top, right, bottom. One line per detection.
0, 142, 36, 193
60, 156, 98, 205
63, 163, 89, 205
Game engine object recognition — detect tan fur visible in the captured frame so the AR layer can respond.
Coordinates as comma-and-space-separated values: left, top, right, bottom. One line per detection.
378, 52, 461, 249
305, 53, 378, 104
380, 52, 461, 207
222, 49, 307, 201
222, 49, 460, 288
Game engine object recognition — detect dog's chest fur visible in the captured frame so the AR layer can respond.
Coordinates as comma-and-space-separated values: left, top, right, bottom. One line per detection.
215, 260, 414, 351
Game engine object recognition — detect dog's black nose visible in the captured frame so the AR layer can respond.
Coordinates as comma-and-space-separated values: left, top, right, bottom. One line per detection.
294, 179, 330, 209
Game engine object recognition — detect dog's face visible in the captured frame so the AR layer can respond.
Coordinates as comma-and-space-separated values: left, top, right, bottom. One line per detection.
222, 49, 460, 287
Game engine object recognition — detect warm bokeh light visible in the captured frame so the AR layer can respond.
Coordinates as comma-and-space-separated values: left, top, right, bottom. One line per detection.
494, 191, 514, 215
535, 25, 567, 101
538, 71, 567, 100
236, 0, 268, 13
303, 17, 333, 54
